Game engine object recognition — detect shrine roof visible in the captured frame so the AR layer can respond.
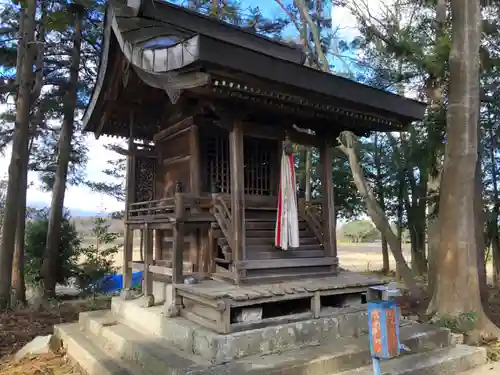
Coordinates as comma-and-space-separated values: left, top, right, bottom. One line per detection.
83, 0, 426, 139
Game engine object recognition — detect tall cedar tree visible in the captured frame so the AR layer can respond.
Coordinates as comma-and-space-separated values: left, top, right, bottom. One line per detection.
42, 3, 85, 297
0, 0, 37, 309
428, 0, 500, 338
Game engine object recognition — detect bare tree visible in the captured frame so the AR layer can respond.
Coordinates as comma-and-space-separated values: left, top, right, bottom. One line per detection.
0, 0, 37, 309
427, 0, 500, 338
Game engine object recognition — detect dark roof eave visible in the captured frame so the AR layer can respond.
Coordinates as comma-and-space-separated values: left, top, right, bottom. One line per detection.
194, 35, 426, 122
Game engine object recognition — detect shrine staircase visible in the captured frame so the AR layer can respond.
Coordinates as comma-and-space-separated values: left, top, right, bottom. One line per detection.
211, 195, 325, 267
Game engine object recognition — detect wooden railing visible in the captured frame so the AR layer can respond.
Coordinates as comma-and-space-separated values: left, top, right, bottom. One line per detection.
211, 194, 233, 261
128, 197, 175, 218
299, 199, 324, 245
127, 194, 212, 220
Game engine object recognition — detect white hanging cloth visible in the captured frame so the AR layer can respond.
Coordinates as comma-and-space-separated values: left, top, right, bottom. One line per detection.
275, 144, 300, 250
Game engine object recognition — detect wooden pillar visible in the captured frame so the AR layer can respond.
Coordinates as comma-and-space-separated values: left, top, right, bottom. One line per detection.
319, 140, 338, 273
164, 183, 185, 317
121, 115, 135, 299
189, 124, 201, 195
305, 148, 312, 202
154, 229, 163, 262
142, 223, 154, 307
229, 121, 245, 283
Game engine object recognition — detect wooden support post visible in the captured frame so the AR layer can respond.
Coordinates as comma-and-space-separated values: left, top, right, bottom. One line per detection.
229, 121, 245, 283
320, 140, 338, 273
305, 148, 312, 202
164, 183, 185, 317
141, 223, 154, 307
121, 226, 134, 299
154, 229, 163, 262
121, 114, 136, 300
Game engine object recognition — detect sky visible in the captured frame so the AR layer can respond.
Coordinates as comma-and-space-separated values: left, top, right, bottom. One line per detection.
0, 0, 383, 216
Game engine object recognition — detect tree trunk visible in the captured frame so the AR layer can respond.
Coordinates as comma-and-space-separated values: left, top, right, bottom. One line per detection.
411, 217, 427, 276
373, 133, 390, 274
488, 119, 500, 286
475, 126, 488, 301
337, 132, 422, 298
11, 1, 47, 307
0, 0, 36, 309
381, 237, 389, 274
493, 234, 500, 286
428, 0, 499, 338
41, 7, 84, 297
11, 177, 27, 306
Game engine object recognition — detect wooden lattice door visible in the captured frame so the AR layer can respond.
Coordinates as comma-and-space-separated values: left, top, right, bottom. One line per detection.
201, 129, 278, 195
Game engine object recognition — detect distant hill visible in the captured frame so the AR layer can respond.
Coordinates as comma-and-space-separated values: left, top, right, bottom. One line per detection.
28, 200, 106, 218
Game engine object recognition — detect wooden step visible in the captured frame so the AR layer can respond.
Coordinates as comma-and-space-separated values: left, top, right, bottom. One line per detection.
246, 221, 308, 230
246, 249, 325, 259
246, 237, 319, 246
247, 244, 323, 253
246, 229, 315, 238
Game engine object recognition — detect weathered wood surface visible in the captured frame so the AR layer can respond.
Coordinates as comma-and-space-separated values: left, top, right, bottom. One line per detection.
175, 271, 381, 301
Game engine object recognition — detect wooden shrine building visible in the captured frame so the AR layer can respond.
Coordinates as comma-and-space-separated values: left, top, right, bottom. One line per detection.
84, 0, 426, 333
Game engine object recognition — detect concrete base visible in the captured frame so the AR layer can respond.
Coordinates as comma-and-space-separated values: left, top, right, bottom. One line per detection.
55, 312, 486, 375
53, 282, 488, 375
110, 297, 372, 363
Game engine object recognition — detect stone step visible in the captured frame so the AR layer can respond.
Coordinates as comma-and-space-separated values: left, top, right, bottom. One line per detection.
54, 323, 138, 375
108, 297, 374, 363
335, 345, 486, 375
57, 313, 485, 375
458, 362, 500, 375
79, 308, 453, 375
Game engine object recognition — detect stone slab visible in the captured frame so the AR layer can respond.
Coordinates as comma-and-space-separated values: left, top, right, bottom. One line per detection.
14, 335, 59, 361
54, 324, 136, 375
80, 308, 452, 375
336, 345, 487, 375
458, 363, 500, 375
58, 314, 475, 375
110, 297, 373, 363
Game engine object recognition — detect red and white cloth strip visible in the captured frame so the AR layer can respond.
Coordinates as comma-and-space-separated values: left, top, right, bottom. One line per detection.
275, 149, 300, 250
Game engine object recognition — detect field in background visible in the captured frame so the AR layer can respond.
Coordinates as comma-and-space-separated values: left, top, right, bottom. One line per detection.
73, 216, 411, 272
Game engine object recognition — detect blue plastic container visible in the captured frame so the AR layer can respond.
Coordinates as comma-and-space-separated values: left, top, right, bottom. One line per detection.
96, 271, 143, 293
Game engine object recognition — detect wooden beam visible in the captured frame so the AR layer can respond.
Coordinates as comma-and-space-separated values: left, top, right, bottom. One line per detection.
109, 144, 157, 158
319, 141, 338, 273
153, 116, 194, 142
229, 120, 246, 283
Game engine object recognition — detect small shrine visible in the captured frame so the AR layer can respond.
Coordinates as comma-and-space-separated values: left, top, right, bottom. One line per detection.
80, 0, 426, 334
52, 2, 488, 375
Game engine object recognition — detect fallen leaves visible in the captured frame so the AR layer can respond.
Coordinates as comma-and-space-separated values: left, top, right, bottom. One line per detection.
0, 353, 82, 375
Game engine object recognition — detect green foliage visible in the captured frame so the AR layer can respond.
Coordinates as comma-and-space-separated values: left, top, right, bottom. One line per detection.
24, 208, 82, 286
341, 220, 377, 243
75, 217, 120, 296
434, 312, 478, 334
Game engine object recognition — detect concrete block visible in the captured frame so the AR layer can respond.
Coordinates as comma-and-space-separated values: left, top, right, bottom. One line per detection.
54, 324, 134, 375
337, 345, 487, 375
14, 335, 59, 361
